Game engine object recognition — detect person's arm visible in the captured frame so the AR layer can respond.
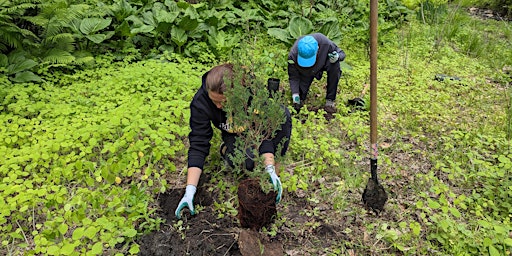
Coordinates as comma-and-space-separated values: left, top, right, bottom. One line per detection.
186, 167, 202, 186
263, 152, 282, 203
176, 96, 212, 219
288, 64, 301, 96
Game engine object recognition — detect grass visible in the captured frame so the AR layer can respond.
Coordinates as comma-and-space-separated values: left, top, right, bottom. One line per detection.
1, 5, 511, 256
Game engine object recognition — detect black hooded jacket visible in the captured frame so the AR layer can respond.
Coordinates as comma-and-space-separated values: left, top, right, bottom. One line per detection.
187, 71, 277, 170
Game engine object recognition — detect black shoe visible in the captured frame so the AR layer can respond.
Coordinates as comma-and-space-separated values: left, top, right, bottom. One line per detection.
293, 103, 302, 113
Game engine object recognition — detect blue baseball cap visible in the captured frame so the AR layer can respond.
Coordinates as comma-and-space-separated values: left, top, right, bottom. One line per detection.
297, 35, 318, 67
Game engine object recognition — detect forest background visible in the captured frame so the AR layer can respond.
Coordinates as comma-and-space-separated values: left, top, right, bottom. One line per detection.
1, 0, 511, 255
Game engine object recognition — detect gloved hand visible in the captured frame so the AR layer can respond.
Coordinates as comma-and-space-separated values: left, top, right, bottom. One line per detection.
265, 164, 282, 204
292, 93, 301, 113
328, 51, 340, 63
175, 184, 196, 219
292, 94, 300, 104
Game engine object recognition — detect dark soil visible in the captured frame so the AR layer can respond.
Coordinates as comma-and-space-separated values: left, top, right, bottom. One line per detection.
237, 178, 277, 230
137, 185, 241, 256
136, 171, 357, 255
137, 176, 282, 256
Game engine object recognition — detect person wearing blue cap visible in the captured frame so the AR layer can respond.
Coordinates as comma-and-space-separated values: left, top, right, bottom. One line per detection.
288, 33, 346, 114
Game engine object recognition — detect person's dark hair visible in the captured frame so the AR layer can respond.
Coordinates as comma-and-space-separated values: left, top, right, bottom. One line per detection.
206, 63, 234, 94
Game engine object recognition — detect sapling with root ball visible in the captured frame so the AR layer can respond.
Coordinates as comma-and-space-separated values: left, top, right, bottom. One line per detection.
221, 57, 290, 230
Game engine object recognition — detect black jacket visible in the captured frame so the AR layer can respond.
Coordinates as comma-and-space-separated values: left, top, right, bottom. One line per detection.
187, 71, 277, 170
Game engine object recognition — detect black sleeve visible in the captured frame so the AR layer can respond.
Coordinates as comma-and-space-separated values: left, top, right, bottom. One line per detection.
187, 101, 213, 170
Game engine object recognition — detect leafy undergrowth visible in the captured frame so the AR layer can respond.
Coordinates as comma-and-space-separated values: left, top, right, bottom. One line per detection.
1, 12, 512, 256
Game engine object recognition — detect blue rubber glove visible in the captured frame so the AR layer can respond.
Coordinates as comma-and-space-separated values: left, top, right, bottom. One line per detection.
175, 185, 196, 219
328, 51, 339, 63
265, 164, 282, 204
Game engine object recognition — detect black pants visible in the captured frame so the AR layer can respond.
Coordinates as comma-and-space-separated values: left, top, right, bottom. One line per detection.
222, 107, 292, 171
298, 63, 341, 102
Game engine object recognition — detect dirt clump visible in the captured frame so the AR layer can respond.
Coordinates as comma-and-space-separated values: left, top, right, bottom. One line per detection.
237, 178, 277, 230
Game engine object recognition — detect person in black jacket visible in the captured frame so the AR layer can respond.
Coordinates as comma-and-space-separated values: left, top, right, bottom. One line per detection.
288, 33, 346, 114
175, 63, 292, 219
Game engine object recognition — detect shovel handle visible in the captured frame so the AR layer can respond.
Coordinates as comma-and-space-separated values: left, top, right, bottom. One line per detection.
371, 158, 379, 184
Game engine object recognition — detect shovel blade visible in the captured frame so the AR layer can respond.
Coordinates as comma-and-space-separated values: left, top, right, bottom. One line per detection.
362, 178, 388, 213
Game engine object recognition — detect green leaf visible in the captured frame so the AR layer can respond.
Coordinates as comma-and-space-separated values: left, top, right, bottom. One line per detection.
154, 8, 179, 23
7, 59, 37, 74
489, 245, 500, 256
86, 34, 108, 44
178, 15, 199, 31
90, 242, 103, 255
449, 207, 461, 218
58, 223, 69, 235
0, 54, 7, 67
129, 243, 140, 254
84, 226, 98, 239
47, 245, 59, 255
72, 227, 85, 240
80, 18, 112, 35
427, 198, 441, 209
171, 27, 187, 47
319, 20, 343, 44
60, 242, 76, 255
267, 28, 291, 45
11, 71, 43, 83
288, 16, 313, 39
131, 25, 155, 34
124, 228, 137, 238
504, 238, 512, 246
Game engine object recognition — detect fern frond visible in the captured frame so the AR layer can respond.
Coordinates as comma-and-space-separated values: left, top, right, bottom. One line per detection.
41, 33, 74, 52
42, 48, 75, 64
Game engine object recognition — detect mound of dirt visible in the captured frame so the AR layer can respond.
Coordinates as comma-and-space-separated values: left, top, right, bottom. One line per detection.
137, 177, 282, 256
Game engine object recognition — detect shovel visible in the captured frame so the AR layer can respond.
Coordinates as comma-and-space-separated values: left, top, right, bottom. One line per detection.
362, 0, 388, 214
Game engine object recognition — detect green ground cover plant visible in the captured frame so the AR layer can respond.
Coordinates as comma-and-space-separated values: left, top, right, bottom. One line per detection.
1, 2, 511, 255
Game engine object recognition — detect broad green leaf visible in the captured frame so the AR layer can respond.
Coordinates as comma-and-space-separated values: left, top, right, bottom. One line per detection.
504, 238, 512, 246
90, 242, 103, 255
131, 25, 155, 34
84, 226, 98, 239
80, 18, 112, 35
288, 16, 313, 39
60, 242, 76, 255
124, 228, 137, 238
7, 59, 37, 74
58, 223, 69, 235
319, 20, 343, 44
142, 11, 158, 27
427, 198, 441, 209
171, 27, 187, 47
489, 245, 500, 256
47, 245, 59, 255
11, 71, 43, 83
72, 227, 85, 240
154, 8, 179, 23
267, 28, 292, 45
86, 34, 107, 44
178, 15, 199, 31
129, 243, 140, 254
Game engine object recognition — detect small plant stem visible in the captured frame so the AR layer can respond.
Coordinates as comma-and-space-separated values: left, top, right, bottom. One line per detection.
15, 220, 30, 247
